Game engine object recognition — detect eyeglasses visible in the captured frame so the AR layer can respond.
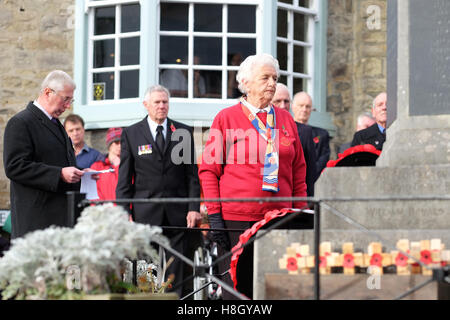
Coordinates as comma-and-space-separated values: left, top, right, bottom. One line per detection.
50, 89, 74, 104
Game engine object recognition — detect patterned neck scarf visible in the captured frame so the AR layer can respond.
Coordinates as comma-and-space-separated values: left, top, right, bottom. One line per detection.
240, 98, 279, 193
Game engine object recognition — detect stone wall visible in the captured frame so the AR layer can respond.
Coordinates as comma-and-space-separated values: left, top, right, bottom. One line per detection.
0, 0, 75, 208
327, 0, 387, 157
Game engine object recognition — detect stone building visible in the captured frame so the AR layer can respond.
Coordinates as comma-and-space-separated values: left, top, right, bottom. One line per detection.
0, 0, 387, 209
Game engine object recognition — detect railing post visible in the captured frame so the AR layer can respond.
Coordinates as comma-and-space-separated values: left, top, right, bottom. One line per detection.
66, 191, 86, 228
314, 200, 321, 300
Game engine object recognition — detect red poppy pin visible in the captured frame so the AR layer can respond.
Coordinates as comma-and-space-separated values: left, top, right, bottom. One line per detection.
313, 136, 320, 144
282, 125, 289, 137
343, 253, 355, 268
170, 123, 176, 132
287, 257, 298, 272
370, 253, 383, 267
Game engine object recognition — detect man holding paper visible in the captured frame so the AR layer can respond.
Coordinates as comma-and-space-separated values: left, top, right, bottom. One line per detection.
3, 70, 83, 239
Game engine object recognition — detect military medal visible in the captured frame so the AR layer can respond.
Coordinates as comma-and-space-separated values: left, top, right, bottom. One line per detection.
138, 144, 152, 155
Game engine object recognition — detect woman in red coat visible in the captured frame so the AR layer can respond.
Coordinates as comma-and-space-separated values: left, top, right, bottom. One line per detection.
90, 127, 122, 201
198, 53, 308, 299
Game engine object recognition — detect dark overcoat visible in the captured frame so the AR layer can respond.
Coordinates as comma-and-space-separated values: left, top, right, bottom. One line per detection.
3, 102, 80, 238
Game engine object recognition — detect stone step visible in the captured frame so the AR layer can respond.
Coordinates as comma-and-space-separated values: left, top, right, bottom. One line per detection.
314, 165, 450, 230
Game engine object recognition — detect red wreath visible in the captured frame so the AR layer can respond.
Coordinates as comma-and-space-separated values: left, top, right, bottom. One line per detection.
370, 253, 383, 267
326, 144, 381, 168
229, 208, 295, 292
343, 253, 355, 268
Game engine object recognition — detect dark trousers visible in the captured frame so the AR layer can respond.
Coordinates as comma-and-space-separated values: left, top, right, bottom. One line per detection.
217, 212, 314, 300
159, 215, 203, 299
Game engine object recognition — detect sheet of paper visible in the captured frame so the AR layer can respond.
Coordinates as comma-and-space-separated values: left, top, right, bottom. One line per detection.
80, 169, 114, 200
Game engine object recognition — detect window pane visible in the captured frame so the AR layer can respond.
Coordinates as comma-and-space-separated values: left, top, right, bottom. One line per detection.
227, 38, 256, 66
159, 69, 188, 98
195, 70, 221, 98
277, 41, 288, 71
277, 9, 287, 38
194, 4, 221, 32
94, 7, 115, 35
93, 73, 114, 100
227, 70, 240, 99
160, 3, 188, 31
278, 0, 293, 4
160, 36, 188, 64
94, 39, 115, 68
194, 37, 221, 66
294, 45, 305, 73
120, 70, 139, 99
278, 75, 287, 86
298, 0, 310, 7
228, 5, 256, 33
294, 13, 307, 42
293, 77, 304, 93
121, 37, 140, 66
121, 4, 140, 33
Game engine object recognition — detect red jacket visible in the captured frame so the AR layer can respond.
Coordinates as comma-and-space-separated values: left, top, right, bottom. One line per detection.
90, 157, 119, 201
198, 103, 307, 221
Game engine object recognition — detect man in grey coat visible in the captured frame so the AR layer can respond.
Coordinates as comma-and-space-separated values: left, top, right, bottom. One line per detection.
3, 70, 84, 239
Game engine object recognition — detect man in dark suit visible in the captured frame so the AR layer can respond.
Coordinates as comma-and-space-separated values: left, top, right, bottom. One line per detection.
116, 84, 201, 298
292, 91, 330, 180
272, 83, 317, 197
3, 70, 84, 239
338, 112, 376, 154
351, 92, 387, 151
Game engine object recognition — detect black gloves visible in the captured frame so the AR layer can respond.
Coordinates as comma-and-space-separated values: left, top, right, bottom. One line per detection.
208, 213, 231, 251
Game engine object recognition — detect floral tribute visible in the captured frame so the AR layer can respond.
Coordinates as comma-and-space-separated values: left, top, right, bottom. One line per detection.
0, 204, 169, 300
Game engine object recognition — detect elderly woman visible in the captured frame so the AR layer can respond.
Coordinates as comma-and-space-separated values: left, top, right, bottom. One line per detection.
198, 53, 307, 299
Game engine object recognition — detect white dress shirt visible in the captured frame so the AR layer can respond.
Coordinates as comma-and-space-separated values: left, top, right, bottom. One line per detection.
147, 116, 167, 141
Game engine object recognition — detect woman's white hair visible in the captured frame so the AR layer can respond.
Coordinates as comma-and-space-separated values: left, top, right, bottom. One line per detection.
40, 70, 76, 93
236, 53, 280, 95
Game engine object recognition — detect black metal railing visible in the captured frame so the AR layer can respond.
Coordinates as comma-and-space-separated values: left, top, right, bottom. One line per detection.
67, 192, 450, 300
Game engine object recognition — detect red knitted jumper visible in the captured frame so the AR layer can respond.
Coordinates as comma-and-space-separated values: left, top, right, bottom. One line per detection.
90, 157, 119, 201
198, 103, 307, 221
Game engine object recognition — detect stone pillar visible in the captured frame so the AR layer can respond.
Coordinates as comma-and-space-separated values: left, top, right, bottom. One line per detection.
378, 0, 450, 166
311, 0, 450, 295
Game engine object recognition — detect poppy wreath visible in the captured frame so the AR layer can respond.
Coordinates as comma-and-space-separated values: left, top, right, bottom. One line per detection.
229, 208, 296, 292
326, 144, 381, 168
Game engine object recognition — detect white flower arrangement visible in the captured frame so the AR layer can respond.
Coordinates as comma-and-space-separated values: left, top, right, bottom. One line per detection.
0, 203, 169, 300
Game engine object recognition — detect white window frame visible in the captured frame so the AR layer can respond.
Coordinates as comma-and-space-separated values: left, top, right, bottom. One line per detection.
158, 1, 260, 102
74, 0, 331, 132
87, 0, 141, 103
276, 0, 318, 97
